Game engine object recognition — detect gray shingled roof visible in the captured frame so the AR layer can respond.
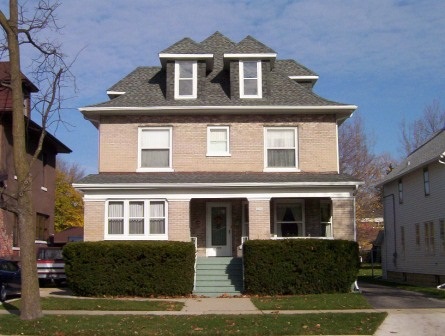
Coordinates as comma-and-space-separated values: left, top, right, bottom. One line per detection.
76, 172, 361, 185
86, 32, 353, 109
380, 129, 445, 184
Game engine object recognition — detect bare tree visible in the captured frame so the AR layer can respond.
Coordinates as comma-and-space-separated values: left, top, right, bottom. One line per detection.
0, 0, 74, 320
400, 100, 445, 155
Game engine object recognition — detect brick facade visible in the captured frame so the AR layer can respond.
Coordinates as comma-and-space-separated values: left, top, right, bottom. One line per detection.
83, 201, 105, 241
332, 197, 355, 240
99, 114, 338, 173
168, 200, 191, 241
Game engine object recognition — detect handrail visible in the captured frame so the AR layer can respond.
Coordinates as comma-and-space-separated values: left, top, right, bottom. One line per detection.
190, 237, 198, 291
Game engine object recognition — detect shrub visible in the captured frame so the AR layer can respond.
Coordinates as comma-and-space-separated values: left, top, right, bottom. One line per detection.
243, 239, 360, 295
63, 241, 195, 297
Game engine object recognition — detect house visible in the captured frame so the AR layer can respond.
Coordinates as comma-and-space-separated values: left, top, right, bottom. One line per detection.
380, 129, 445, 286
74, 32, 361, 295
0, 62, 71, 259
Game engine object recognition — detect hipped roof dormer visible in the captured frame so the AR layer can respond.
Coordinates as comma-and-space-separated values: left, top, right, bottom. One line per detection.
223, 35, 277, 69
158, 37, 214, 71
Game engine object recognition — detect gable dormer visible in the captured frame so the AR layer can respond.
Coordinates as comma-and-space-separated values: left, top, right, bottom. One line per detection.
223, 36, 276, 99
159, 38, 213, 100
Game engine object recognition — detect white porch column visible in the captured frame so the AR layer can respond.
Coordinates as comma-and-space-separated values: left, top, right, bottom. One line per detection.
331, 197, 355, 241
247, 197, 271, 240
168, 199, 191, 242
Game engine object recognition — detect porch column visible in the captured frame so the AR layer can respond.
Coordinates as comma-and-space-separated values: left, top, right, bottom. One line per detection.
168, 199, 191, 242
331, 197, 355, 241
247, 197, 271, 240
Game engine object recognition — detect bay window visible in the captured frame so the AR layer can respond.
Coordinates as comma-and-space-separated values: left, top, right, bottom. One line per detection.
106, 200, 167, 240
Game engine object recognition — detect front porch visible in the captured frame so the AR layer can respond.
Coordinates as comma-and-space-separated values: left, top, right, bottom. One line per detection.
178, 197, 355, 258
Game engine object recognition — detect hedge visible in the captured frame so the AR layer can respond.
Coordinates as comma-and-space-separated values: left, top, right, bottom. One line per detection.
243, 239, 360, 295
63, 241, 195, 297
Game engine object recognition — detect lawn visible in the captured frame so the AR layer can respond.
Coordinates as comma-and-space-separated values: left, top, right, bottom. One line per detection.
251, 293, 372, 310
0, 297, 183, 311
0, 313, 387, 335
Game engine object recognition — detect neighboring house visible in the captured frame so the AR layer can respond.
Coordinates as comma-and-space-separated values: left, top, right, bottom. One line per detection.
52, 226, 84, 246
74, 32, 361, 294
0, 62, 71, 259
380, 129, 445, 286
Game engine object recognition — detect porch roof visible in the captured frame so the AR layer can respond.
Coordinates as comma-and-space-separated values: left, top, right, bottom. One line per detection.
75, 172, 362, 189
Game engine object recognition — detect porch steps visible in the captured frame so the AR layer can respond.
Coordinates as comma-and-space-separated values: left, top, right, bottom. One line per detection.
194, 257, 243, 297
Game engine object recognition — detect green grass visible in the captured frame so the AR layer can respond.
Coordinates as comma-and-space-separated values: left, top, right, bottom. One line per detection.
358, 263, 382, 278
0, 313, 387, 335
0, 297, 183, 311
251, 293, 372, 310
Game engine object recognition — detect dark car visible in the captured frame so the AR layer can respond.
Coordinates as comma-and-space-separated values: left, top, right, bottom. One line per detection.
0, 259, 21, 302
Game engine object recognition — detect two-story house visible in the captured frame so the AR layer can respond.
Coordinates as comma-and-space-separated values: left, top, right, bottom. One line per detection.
380, 129, 445, 287
0, 62, 71, 259
75, 32, 360, 282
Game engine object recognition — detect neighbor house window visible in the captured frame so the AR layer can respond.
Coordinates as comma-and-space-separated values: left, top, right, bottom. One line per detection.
36, 213, 49, 241
174, 61, 197, 99
207, 126, 230, 156
440, 219, 445, 253
106, 200, 167, 240
240, 60, 262, 98
400, 226, 405, 254
320, 201, 332, 237
138, 127, 172, 171
424, 221, 435, 255
398, 180, 403, 204
423, 167, 430, 196
274, 201, 304, 237
415, 223, 420, 248
264, 127, 298, 171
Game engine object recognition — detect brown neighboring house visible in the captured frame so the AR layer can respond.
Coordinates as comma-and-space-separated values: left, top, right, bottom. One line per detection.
0, 62, 71, 259
74, 32, 361, 295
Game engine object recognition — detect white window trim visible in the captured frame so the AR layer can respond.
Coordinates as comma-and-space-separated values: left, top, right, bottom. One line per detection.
174, 61, 197, 99
206, 126, 231, 157
137, 127, 174, 172
239, 60, 262, 98
320, 200, 333, 238
104, 199, 168, 240
274, 199, 305, 238
263, 127, 299, 172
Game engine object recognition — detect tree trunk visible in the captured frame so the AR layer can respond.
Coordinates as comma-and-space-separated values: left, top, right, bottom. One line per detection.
7, 0, 43, 320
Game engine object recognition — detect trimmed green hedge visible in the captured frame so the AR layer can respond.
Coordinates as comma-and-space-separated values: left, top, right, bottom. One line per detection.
63, 241, 195, 297
243, 239, 360, 295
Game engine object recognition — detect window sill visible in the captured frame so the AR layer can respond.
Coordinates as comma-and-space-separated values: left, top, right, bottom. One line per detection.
206, 153, 231, 157
137, 168, 174, 173
105, 235, 168, 241
263, 168, 300, 172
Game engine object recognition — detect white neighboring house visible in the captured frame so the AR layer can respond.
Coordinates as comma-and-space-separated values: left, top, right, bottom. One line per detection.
380, 129, 445, 286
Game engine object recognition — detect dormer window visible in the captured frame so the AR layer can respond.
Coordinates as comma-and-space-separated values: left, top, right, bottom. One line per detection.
175, 61, 197, 99
240, 60, 262, 98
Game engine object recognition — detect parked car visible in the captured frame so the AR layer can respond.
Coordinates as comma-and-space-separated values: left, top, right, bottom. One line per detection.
0, 259, 21, 302
36, 247, 66, 286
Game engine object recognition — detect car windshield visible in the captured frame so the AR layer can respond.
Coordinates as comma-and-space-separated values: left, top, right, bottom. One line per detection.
39, 249, 63, 260
0, 261, 19, 272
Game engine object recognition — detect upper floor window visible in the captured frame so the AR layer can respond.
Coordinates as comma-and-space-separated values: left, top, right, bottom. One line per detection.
207, 126, 230, 156
106, 200, 167, 240
240, 60, 262, 98
398, 180, 403, 204
138, 127, 172, 171
174, 61, 197, 99
264, 127, 298, 171
423, 167, 430, 196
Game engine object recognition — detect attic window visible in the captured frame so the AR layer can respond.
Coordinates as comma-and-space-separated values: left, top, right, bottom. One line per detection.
174, 61, 197, 99
240, 60, 262, 98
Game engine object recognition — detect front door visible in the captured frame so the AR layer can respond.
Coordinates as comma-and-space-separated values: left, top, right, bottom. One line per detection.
206, 202, 232, 257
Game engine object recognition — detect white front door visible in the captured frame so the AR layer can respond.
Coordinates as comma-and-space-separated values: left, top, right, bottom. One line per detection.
206, 202, 232, 257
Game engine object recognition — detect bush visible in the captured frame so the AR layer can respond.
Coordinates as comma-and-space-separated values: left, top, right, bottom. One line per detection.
243, 239, 360, 295
63, 241, 195, 297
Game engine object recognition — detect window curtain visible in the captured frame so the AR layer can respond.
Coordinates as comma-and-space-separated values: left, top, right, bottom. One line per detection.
209, 128, 228, 152
108, 202, 124, 234
129, 201, 144, 234
150, 201, 165, 234
267, 129, 295, 167
141, 129, 170, 167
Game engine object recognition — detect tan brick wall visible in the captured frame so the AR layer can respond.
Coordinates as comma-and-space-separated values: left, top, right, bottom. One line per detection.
332, 198, 355, 240
168, 200, 191, 241
83, 201, 105, 241
98, 114, 338, 173
248, 199, 271, 239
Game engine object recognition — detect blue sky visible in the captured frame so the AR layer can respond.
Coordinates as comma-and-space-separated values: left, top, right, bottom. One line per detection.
3, 0, 444, 175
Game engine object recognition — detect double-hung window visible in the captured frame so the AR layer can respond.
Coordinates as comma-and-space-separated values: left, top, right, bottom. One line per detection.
240, 60, 262, 98
275, 201, 304, 237
106, 200, 167, 240
175, 61, 197, 99
138, 127, 172, 171
423, 167, 430, 196
398, 180, 403, 204
207, 126, 230, 156
264, 127, 298, 171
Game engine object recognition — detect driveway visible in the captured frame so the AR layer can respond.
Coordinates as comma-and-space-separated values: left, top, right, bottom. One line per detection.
359, 281, 445, 335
